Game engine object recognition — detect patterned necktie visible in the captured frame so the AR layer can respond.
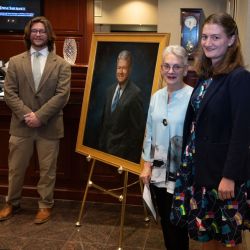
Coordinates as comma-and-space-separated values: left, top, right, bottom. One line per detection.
32, 51, 41, 91
111, 87, 121, 112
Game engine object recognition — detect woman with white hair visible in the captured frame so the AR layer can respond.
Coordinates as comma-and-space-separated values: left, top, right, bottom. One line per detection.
140, 45, 193, 250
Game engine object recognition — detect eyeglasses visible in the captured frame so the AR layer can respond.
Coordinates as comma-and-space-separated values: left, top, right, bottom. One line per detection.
31, 29, 47, 35
161, 63, 185, 73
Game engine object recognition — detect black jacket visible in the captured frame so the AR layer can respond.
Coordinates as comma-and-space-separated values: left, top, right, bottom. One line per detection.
99, 80, 145, 163
182, 67, 250, 188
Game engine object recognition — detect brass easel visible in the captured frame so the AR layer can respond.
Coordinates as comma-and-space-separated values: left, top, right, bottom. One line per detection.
75, 155, 149, 250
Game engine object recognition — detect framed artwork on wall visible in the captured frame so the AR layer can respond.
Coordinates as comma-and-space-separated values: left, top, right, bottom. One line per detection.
180, 8, 203, 59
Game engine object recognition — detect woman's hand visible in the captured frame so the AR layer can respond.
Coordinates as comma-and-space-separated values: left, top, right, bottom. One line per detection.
140, 162, 152, 184
218, 177, 235, 200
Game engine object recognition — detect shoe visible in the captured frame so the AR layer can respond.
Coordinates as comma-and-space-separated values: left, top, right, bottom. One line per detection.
0, 203, 21, 221
34, 208, 52, 224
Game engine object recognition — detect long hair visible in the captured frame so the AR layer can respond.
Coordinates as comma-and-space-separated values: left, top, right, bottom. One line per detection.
24, 16, 56, 52
194, 12, 244, 78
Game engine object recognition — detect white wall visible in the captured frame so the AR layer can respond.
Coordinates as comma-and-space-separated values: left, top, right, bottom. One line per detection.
158, 0, 227, 45
157, 0, 250, 71
95, 0, 158, 25
236, 0, 250, 70
94, 0, 250, 71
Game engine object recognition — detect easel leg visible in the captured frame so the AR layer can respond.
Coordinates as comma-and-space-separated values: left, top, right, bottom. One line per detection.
75, 159, 96, 226
139, 179, 150, 222
118, 171, 129, 250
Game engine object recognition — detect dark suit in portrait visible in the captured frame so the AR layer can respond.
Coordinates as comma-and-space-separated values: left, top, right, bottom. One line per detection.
99, 79, 145, 163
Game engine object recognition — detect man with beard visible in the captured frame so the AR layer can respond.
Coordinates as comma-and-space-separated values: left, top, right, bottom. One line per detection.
0, 16, 71, 224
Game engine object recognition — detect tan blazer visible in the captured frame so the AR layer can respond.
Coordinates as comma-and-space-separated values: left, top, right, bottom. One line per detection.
4, 51, 71, 139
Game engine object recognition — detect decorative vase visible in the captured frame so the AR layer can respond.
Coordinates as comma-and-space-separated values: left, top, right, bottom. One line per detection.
63, 38, 77, 65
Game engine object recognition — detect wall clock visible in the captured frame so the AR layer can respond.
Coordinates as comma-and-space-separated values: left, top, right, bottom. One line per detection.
180, 8, 203, 59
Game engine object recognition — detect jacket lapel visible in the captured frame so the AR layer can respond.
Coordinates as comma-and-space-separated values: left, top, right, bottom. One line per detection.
107, 84, 116, 115
22, 52, 36, 92
117, 80, 131, 108
37, 52, 57, 92
196, 75, 227, 122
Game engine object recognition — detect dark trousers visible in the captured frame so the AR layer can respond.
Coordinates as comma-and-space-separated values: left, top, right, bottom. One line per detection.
151, 185, 189, 250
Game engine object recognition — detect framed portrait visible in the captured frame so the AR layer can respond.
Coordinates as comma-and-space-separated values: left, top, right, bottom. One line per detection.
76, 33, 170, 175
180, 8, 203, 59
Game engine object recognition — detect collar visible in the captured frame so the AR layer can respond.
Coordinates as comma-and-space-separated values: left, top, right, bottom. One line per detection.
117, 80, 129, 91
30, 47, 49, 57
166, 84, 190, 100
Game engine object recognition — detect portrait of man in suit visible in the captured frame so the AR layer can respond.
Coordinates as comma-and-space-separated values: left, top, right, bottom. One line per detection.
98, 50, 145, 163
81, 40, 161, 172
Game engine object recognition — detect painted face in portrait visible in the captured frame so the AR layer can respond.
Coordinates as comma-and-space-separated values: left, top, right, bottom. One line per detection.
201, 23, 235, 66
30, 22, 48, 50
116, 58, 131, 86
161, 53, 187, 89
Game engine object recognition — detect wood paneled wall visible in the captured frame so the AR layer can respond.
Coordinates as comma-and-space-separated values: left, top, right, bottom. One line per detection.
0, 0, 197, 205
0, 0, 143, 205
0, 0, 93, 65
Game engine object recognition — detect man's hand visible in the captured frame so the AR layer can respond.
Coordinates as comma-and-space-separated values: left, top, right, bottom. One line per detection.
24, 112, 42, 128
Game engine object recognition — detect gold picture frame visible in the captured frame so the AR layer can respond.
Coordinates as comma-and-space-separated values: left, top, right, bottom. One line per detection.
76, 33, 170, 175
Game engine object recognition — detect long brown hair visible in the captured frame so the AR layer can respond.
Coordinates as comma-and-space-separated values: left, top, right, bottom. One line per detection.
194, 12, 244, 78
24, 16, 56, 52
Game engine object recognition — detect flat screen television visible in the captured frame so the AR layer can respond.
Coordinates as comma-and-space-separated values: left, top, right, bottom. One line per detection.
0, 0, 43, 33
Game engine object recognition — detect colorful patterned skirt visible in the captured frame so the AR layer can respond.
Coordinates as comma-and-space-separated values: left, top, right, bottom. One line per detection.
171, 171, 250, 247
171, 78, 250, 247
